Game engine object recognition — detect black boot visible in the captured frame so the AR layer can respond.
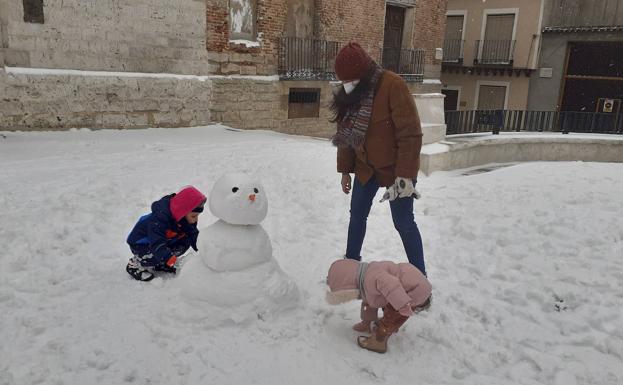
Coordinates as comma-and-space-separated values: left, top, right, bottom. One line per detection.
126, 260, 155, 281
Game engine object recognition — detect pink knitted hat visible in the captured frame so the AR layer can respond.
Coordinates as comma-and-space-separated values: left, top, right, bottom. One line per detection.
169, 186, 207, 222
327, 259, 360, 292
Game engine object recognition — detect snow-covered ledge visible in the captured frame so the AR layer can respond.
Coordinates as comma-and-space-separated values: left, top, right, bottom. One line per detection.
420, 132, 623, 174
413, 93, 446, 145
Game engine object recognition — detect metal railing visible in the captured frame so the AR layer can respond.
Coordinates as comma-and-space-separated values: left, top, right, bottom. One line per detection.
474, 40, 516, 65
445, 110, 623, 135
381, 48, 425, 82
442, 39, 464, 63
278, 37, 339, 80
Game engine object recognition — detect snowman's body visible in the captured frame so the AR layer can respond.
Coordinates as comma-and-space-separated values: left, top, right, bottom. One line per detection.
178, 173, 298, 325
200, 220, 272, 272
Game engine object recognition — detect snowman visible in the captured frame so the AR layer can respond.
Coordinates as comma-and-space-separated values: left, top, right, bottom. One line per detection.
177, 173, 299, 325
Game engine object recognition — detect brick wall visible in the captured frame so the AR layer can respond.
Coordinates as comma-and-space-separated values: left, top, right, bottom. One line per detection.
414, 0, 447, 77
314, 0, 445, 80
207, 0, 288, 76
1, 0, 209, 74
315, 0, 386, 62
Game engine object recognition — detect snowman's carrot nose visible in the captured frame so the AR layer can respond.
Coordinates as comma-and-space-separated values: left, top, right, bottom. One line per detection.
248, 194, 256, 202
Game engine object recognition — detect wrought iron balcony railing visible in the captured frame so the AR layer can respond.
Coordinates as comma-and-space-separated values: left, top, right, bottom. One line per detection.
474, 40, 516, 65
278, 37, 339, 80
381, 47, 425, 82
442, 39, 464, 63
445, 109, 623, 135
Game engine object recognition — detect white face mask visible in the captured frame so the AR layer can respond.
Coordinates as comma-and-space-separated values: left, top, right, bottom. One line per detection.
343, 80, 360, 94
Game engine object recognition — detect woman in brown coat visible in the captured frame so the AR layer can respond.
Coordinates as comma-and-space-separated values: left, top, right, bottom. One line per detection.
331, 42, 426, 277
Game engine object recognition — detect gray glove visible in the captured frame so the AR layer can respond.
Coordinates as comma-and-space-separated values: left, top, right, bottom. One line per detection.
380, 177, 421, 202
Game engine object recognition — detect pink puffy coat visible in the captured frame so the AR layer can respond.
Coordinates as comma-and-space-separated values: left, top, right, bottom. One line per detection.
327, 259, 432, 317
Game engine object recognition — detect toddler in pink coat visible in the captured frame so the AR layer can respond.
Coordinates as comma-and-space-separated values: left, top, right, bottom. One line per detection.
326, 258, 432, 353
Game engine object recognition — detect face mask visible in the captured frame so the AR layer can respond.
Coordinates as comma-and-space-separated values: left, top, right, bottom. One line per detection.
343, 80, 360, 94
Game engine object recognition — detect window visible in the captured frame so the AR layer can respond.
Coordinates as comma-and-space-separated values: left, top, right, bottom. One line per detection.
229, 0, 257, 41
481, 13, 515, 64
288, 88, 320, 119
477, 85, 507, 110
23, 0, 44, 24
443, 15, 464, 62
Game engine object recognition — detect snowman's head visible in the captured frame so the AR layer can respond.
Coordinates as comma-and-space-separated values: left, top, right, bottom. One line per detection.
209, 173, 268, 225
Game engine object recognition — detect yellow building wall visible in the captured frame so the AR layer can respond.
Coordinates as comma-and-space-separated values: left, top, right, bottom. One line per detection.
446, 0, 543, 69
442, 73, 531, 110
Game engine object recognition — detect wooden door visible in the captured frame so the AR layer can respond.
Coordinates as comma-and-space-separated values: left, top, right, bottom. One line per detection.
442, 89, 459, 111
382, 5, 405, 72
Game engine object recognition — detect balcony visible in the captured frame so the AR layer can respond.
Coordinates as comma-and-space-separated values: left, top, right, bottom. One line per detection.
442, 39, 464, 64
278, 37, 339, 80
474, 40, 516, 65
381, 47, 425, 82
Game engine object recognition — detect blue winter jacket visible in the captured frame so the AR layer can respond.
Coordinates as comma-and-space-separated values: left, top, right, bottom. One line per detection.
127, 194, 199, 266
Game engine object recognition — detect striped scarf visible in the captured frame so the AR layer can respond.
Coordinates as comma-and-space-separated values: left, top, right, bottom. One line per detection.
331, 64, 384, 149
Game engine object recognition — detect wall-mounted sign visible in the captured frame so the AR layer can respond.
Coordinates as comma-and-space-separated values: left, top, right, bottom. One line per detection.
603, 99, 615, 113
435, 48, 444, 60
539, 68, 553, 78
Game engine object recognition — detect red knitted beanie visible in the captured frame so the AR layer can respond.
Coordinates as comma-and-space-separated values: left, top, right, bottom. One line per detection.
334, 42, 373, 81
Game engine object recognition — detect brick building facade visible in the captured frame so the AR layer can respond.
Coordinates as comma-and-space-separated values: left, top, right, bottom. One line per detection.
0, 0, 447, 134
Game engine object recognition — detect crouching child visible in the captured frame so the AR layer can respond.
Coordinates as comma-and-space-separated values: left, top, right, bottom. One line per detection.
326, 258, 432, 353
125, 186, 207, 281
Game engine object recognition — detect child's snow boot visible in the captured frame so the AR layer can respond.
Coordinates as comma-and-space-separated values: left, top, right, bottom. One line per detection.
353, 320, 379, 333
126, 259, 155, 281
357, 304, 409, 353
357, 330, 391, 353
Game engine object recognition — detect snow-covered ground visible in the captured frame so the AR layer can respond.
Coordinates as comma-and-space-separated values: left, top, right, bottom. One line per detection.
1, 125, 622, 385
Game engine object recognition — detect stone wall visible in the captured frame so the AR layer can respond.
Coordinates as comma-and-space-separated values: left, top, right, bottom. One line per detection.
1, 0, 209, 74
209, 77, 336, 137
0, 69, 211, 130
0, 0, 445, 132
209, 78, 443, 138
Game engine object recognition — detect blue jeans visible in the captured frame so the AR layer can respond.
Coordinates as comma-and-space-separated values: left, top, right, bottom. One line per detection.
345, 176, 426, 276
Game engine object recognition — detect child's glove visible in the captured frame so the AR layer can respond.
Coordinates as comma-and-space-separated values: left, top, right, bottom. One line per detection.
380, 177, 421, 202
155, 264, 177, 274
166, 255, 177, 267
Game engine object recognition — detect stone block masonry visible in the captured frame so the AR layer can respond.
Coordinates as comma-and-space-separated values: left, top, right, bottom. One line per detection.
210, 78, 337, 137
2, 0, 210, 74
209, 79, 441, 138
0, 69, 211, 130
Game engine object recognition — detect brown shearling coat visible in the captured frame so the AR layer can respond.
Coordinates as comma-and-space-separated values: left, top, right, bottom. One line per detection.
336, 71, 423, 187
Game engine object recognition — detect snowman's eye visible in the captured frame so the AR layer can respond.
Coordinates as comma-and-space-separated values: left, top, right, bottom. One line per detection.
232, 187, 239, 193
254, 188, 259, 193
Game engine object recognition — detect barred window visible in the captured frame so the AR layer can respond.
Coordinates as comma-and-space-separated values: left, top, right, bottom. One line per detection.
288, 88, 320, 119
